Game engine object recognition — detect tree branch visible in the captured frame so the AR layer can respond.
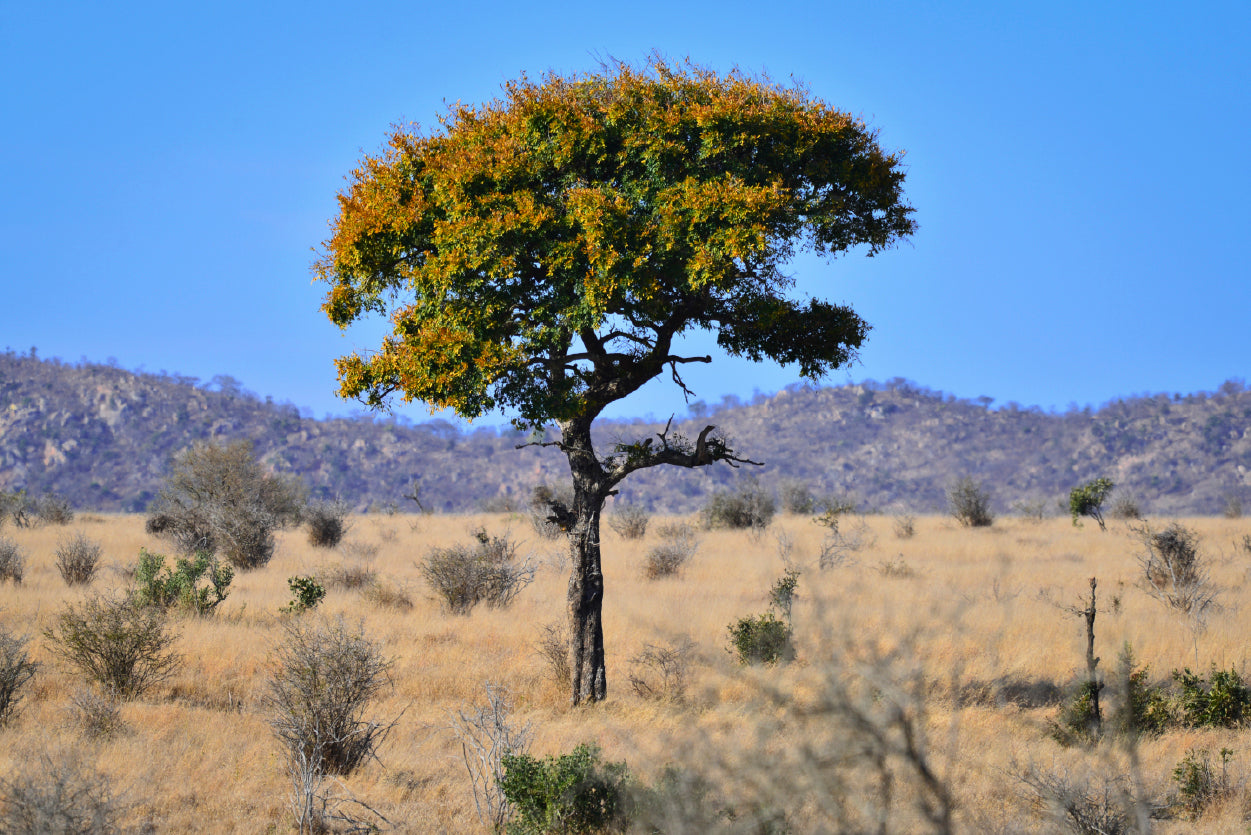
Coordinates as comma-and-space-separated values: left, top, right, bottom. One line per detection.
601, 417, 762, 487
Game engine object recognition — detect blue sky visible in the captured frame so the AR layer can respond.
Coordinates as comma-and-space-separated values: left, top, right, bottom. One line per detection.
3, 2, 1248, 425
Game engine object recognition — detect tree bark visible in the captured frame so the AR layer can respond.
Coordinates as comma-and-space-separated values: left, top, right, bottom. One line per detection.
561, 418, 609, 705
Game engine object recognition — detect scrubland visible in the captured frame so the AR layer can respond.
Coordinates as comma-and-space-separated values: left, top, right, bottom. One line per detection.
1, 511, 1250, 832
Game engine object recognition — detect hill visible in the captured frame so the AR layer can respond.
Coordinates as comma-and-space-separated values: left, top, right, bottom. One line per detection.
0, 351, 1247, 514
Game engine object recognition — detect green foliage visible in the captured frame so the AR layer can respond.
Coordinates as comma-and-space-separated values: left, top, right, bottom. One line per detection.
1051, 680, 1104, 746
947, 476, 993, 527
43, 594, 181, 698
499, 743, 632, 835
768, 568, 801, 620
701, 481, 776, 530
132, 548, 233, 615
1069, 477, 1114, 530
282, 575, 326, 614
727, 611, 793, 666
1111, 645, 1172, 737
1172, 748, 1234, 820
317, 58, 913, 427
1172, 666, 1251, 728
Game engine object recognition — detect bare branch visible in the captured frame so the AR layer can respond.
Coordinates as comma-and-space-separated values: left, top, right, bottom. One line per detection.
602, 418, 762, 487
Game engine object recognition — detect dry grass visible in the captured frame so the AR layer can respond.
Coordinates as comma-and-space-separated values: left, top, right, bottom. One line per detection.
0, 512, 1249, 830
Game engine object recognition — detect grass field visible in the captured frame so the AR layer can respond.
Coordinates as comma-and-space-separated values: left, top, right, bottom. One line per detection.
1, 511, 1250, 832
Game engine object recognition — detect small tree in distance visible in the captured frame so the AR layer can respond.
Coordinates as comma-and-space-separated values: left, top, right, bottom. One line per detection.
1070, 477, 1115, 531
316, 57, 915, 704
948, 476, 993, 528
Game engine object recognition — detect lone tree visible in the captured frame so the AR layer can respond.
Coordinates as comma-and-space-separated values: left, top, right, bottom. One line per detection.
1069, 477, 1114, 531
316, 58, 915, 704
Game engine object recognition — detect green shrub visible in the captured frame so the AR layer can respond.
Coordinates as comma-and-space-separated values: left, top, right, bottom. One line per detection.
1172, 748, 1234, 820
727, 611, 793, 666
1173, 666, 1251, 728
282, 576, 326, 614
701, 480, 776, 530
43, 594, 181, 698
1112, 646, 1172, 736
499, 742, 632, 834
768, 568, 800, 620
132, 548, 233, 615
0, 625, 37, 726
1069, 477, 1114, 530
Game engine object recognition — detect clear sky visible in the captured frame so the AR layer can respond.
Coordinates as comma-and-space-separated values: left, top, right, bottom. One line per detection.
3, 2, 1248, 425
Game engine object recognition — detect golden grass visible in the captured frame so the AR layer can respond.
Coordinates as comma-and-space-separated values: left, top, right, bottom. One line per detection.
0, 512, 1249, 831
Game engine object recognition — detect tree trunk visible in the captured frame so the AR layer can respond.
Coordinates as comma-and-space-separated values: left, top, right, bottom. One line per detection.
562, 418, 609, 705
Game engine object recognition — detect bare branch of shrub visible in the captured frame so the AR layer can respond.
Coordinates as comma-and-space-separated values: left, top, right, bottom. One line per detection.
0, 755, 124, 834
629, 640, 695, 702
55, 532, 102, 586
306, 499, 351, 548
420, 527, 536, 614
448, 683, 532, 832
67, 688, 125, 739
644, 523, 699, 579
536, 621, 571, 688
948, 476, 993, 527
607, 503, 650, 540
266, 616, 397, 777
0, 625, 37, 727
43, 594, 181, 698
0, 537, 24, 585
1133, 522, 1218, 616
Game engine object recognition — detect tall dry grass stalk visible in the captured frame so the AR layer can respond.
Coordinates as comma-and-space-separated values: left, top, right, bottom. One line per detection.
0, 513, 1249, 830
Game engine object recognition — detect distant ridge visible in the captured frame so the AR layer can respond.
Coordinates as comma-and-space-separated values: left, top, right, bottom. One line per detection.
0, 351, 1247, 515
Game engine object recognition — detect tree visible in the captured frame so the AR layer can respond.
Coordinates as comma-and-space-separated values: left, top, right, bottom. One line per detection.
1069, 477, 1114, 531
316, 58, 915, 704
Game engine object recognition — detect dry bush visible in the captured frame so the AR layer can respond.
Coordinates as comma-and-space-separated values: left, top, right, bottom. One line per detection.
1015, 764, 1149, 834
1011, 497, 1050, 522
43, 594, 182, 698
607, 503, 650, 539
701, 480, 776, 530
267, 617, 396, 777
0, 537, 24, 585
0, 755, 123, 834
34, 492, 75, 526
947, 476, 993, 527
819, 516, 876, 568
777, 479, 816, 514
644, 523, 699, 579
146, 440, 304, 570
536, 620, 571, 688
305, 499, 350, 548
1134, 522, 1217, 615
55, 531, 103, 586
1108, 491, 1143, 520
339, 540, 380, 562
892, 511, 917, 539
67, 688, 125, 739
420, 527, 535, 614
360, 578, 413, 611
629, 639, 694, 702
0, 626, 37, 727
323, 561, 378, 591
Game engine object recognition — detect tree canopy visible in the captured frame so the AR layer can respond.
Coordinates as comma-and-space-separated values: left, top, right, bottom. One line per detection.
316, 58, 915, 428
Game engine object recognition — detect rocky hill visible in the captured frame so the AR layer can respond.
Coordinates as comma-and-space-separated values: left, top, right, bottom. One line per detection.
1, 351, 1248, 515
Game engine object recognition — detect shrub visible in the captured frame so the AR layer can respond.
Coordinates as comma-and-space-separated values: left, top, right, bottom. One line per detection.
1172, 666, 1251, 728
1134, 522, 1216, 615
701, 480, 776, 530
421, 527, 535, 615
132, 548, 233, 615
450, 684, 533, 832
266, 617, 396, 776
55, 532, 102, 586
0, 537, 24, 585
0, 756, 123, 834
43, 594, 182, 698
768, 568, 800, 619
33, 492, 74, 526
68, 687, 125, 739
146, 440, 305, 570
643, 523, 698, 579
628, 640, 693, 702
1108, 491, 1142, 520
606, 503, 649, 540
0, 626, 37, 726
778, 479, 815, 514
360, 578, 413, 611
323, 561, 378, 591
891, 512, 916, 539
727, 611, 793, 666
499, 742, 632, 835
947, 476, 993, 527
1172, 748, 1235, 820
305, 499, 350, 548
282, 576, 327, 614
0, 490, 33, 529
1011, 498, 1049, 521
1222, 495, 1243, 519
536, 621, 571, 689
1069, 477, 1114, 530
1111, 645, 1171, 737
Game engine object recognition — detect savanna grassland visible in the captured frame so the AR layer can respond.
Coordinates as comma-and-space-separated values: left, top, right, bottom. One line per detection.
2, 511, 1250, 832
